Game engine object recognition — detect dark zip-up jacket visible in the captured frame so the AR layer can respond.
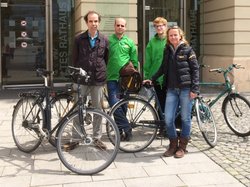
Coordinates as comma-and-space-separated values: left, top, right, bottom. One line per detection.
152, 43, 199, 93
72, 30, 109, 85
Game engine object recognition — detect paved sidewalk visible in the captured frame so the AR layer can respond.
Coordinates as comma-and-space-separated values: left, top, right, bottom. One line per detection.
0, 89, 248, 187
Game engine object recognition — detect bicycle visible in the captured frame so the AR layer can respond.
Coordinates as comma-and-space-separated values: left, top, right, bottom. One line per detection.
12, 68, 74, 151
108, 83, 217, 153
200, 64, 250, 137
55, 66, 120, 175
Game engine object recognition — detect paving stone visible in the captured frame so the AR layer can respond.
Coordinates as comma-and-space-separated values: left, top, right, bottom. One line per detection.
0, 90, 249, 186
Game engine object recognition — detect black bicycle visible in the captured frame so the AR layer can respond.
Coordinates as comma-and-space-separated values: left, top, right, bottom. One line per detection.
12, 67, 120, 174
55, 66, 120, 175
109, 83, 217, 153
12, 68, 74, 151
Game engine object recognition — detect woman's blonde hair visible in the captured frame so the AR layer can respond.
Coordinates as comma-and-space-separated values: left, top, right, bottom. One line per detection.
167, 26, 189, 45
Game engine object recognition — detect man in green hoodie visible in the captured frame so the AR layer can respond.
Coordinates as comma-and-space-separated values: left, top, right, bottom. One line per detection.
107, 17, 138, 141
144, 17, 168, 138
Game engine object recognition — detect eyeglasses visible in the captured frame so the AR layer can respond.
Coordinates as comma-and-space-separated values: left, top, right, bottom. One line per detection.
154, 24, 165, 28
116, 24, 125, 28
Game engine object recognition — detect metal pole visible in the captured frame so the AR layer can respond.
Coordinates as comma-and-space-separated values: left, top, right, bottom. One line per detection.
141, 0, 146, 79
180, 0, 186, 31
0, 4, 2, 87
45, 0, 53, 86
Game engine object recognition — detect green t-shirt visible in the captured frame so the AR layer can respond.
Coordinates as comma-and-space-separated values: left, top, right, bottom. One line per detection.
107, 34, 138, 81
144, 35, 167, 86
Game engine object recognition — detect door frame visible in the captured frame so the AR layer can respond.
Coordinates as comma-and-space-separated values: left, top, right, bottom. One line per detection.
0, 0, 53, 89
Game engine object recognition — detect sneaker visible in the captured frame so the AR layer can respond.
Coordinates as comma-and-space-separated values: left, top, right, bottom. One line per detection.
93, 139, 107, 150
63, 141, 79, 152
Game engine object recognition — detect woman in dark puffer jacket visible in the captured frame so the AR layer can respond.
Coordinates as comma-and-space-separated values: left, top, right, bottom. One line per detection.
144, 26, 199, 158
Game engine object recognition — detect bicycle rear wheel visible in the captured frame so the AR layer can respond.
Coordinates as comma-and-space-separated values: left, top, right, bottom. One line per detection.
50, 93, 74, 146
12, 96, 44, 153
194, 98, 217, 148
109, 97, 159, 153
222, 93, 250, 137
56, 108, 119, 175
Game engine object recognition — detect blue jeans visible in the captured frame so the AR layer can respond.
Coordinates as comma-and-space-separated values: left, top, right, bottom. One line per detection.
164, 88, 193, 139
107, 81, 131, 133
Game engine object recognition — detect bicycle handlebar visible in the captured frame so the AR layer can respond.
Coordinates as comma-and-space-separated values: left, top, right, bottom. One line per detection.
68, 66, 90, 81
209, 64, 244, 74
68, 66, 88, 76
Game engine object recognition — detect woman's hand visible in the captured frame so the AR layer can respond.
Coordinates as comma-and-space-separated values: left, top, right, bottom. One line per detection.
190, 92, 197, 99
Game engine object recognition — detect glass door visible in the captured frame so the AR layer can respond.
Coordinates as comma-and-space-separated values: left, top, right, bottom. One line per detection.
137, 0, 181, 72
1, 0, 46, 85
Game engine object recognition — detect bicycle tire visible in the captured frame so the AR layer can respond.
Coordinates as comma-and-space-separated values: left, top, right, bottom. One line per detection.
11, 96, 44, 153
50, 93, 74, 146
222, 93, 250, 137
56, 108, 120, 175
194, 98, 217, 147
109, 96, 159, 153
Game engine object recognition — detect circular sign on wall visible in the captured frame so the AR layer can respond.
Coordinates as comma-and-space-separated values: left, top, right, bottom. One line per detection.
21, 42, 28, 48
21, 31, 27, 37
20, 20, 27, 26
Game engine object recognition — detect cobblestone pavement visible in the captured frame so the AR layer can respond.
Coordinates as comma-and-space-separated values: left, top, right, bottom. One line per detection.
190, 93, 250, 187
0, 89, 249, 186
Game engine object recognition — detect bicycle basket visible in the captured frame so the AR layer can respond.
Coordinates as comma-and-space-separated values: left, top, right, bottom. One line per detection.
119, 72, 142, 93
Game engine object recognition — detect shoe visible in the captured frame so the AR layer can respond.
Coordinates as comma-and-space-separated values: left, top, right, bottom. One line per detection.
63, 141, 79, 152
162, 138, 178, 157
93, 139, 107, 150
121, 129, 132, 141
174, 137, 189, 158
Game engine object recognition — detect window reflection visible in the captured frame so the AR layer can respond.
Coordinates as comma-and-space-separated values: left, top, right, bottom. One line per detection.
52, 0, 74, 81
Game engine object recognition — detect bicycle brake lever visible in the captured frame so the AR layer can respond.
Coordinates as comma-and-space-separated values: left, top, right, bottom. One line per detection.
234, 64, 245, 69
79, 68, 87, 76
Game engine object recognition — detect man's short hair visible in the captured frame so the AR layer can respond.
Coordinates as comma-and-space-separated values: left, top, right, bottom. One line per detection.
153, 17, 167, 26
84, 10, 101, 22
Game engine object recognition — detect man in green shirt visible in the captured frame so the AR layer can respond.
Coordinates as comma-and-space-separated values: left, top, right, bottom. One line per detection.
144, 17, 168, 138
107, 17, 138, 141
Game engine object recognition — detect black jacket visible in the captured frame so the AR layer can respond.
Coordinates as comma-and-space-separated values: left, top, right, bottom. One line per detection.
72, 31, 109, 85
152, 43, 199, 93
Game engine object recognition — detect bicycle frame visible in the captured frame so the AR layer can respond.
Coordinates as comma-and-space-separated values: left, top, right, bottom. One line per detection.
50, 78, 87, 135
199, 82, 229, 108
19, 71, 52, 133
139, 85, 164, 120
51, 68, 91, 139
42, 75, 52, 131
199, 64, 239, 108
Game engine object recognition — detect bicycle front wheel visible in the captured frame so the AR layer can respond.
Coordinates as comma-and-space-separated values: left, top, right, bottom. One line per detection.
222, 93, 250, 137
56, 108, 119, 175
194, 98, 217, 148
50, 93, 74, 146
12, 96, 44, 153
109, 97, 159, 153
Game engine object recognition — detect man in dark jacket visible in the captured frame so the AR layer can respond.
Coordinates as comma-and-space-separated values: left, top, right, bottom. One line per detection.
72, 10, 109, 150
